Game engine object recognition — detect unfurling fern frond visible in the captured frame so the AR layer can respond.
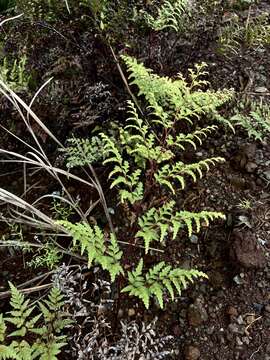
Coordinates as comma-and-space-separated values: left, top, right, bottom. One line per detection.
57, 221, 124, 281
136, 201, 225, 253
143, 0, 189, 32
122, 259, 207, 309
155, 157, 225, 193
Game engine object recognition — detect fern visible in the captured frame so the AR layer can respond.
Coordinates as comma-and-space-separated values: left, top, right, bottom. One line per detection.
122, 259, 207, 309
0, 285, 70, 360
101, 133, 144, 204
121, 55, 233, 128
0, 56, 30, 92
62, 136, 105, 169
136, 201, 225, 253
143, 0, 189, 32
230, 102, 270, 141
57, 221, 124, 281
154, 157, 225, 193
167, 125, 218, 150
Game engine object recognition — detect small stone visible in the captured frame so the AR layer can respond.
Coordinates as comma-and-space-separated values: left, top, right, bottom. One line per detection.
188, 298, 208, 327
228, 323, 240, 334
236, 337, 243, 346
190, 234, 198, 244
227, 306, 238, 317
185, 345, 200, 360
245, 315, 255, 324
236, 315, 244, 325
265, 305, 270, 313
255, 86, 268, 93
245, 161, 258, 173
233, 275, 244, 285
128, 308, 136, 317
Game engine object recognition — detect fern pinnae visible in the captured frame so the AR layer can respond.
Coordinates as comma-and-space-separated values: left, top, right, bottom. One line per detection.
122, 260, 207, 309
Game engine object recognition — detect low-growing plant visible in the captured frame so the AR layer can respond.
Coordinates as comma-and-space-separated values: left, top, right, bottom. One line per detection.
0, 55, 30, 92
0, 56, 232, 310
0, 284, 71, 360
230, 101, 270, 141
57, 56, 232, 308
142, 0, 190, 32
217, 12, 270, 56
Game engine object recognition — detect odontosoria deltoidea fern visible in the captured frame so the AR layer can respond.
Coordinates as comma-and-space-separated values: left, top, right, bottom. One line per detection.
0, 283, 71, 360
57, 56, 231, 309
122, 259, 207, 309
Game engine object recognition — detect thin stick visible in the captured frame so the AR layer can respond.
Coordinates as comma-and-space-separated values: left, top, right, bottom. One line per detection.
0, 284, 52, 300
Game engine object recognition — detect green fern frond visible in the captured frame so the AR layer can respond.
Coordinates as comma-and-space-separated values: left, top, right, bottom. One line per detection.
136, 202, 225, 252
0, 315, 6, 343
155, 157, 225, 193
122, 260, 207, 309
61, 136, 105, 169
121, 56, 233, 127
174, 210, 226, 237
168, 125, 218, 150
57, 221, 123, 281
143, 0, 189, 32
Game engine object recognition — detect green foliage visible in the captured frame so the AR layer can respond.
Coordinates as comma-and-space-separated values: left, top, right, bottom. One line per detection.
28, 242, 62, 270
50, 57, 229, 309
0, 284, 70, 360
0, 0, 15, 13
122, 56, 233, 127
122, 259, 207, 309
230, 101, 270, 141
142, 0, 190, 32
16, 0, 69, 21
0, 56, 30, 92
136, 201, 225, 253
218, 12, 270, 55
62, 136, 106, 169
57, 221, 124, 281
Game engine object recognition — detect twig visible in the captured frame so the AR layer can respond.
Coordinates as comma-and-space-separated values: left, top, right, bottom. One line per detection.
0, 284, 52, 300
249, 344, 263, 359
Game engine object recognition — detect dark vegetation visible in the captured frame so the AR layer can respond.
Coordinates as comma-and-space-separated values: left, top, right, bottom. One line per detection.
0, 0, 270, 359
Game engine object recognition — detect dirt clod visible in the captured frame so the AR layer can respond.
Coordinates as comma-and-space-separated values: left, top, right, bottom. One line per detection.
185, 345, 200, 360
230, 230, 267, 268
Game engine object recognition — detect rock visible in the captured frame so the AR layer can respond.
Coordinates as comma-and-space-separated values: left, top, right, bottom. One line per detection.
128, 308, 136, 317
265, 305, 270, 313
188, 298, 208, 327
227, 306, 238, 317
230, 230, 267, 269
190, 234, 198, 244
245, 161, 257, 173
185, 345, 200, 360
255, 86, 268, 93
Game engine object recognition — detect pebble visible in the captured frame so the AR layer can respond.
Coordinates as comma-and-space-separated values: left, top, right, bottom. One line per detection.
185, 345, 200, 360
227, 306, 238, 317
188, 298, 208, 327
128, 308, 136, 317
190, 234, 199, 244
245, 161, 258, 173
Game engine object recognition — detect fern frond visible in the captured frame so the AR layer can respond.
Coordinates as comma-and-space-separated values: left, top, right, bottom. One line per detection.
122, 260, 207, 309
155, 157, 225, 193
136, 202, 225, 252
174, 210, 226, 237
143, 0, 189, 32
57, 221, 123, 281
167, 125, 218, 150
